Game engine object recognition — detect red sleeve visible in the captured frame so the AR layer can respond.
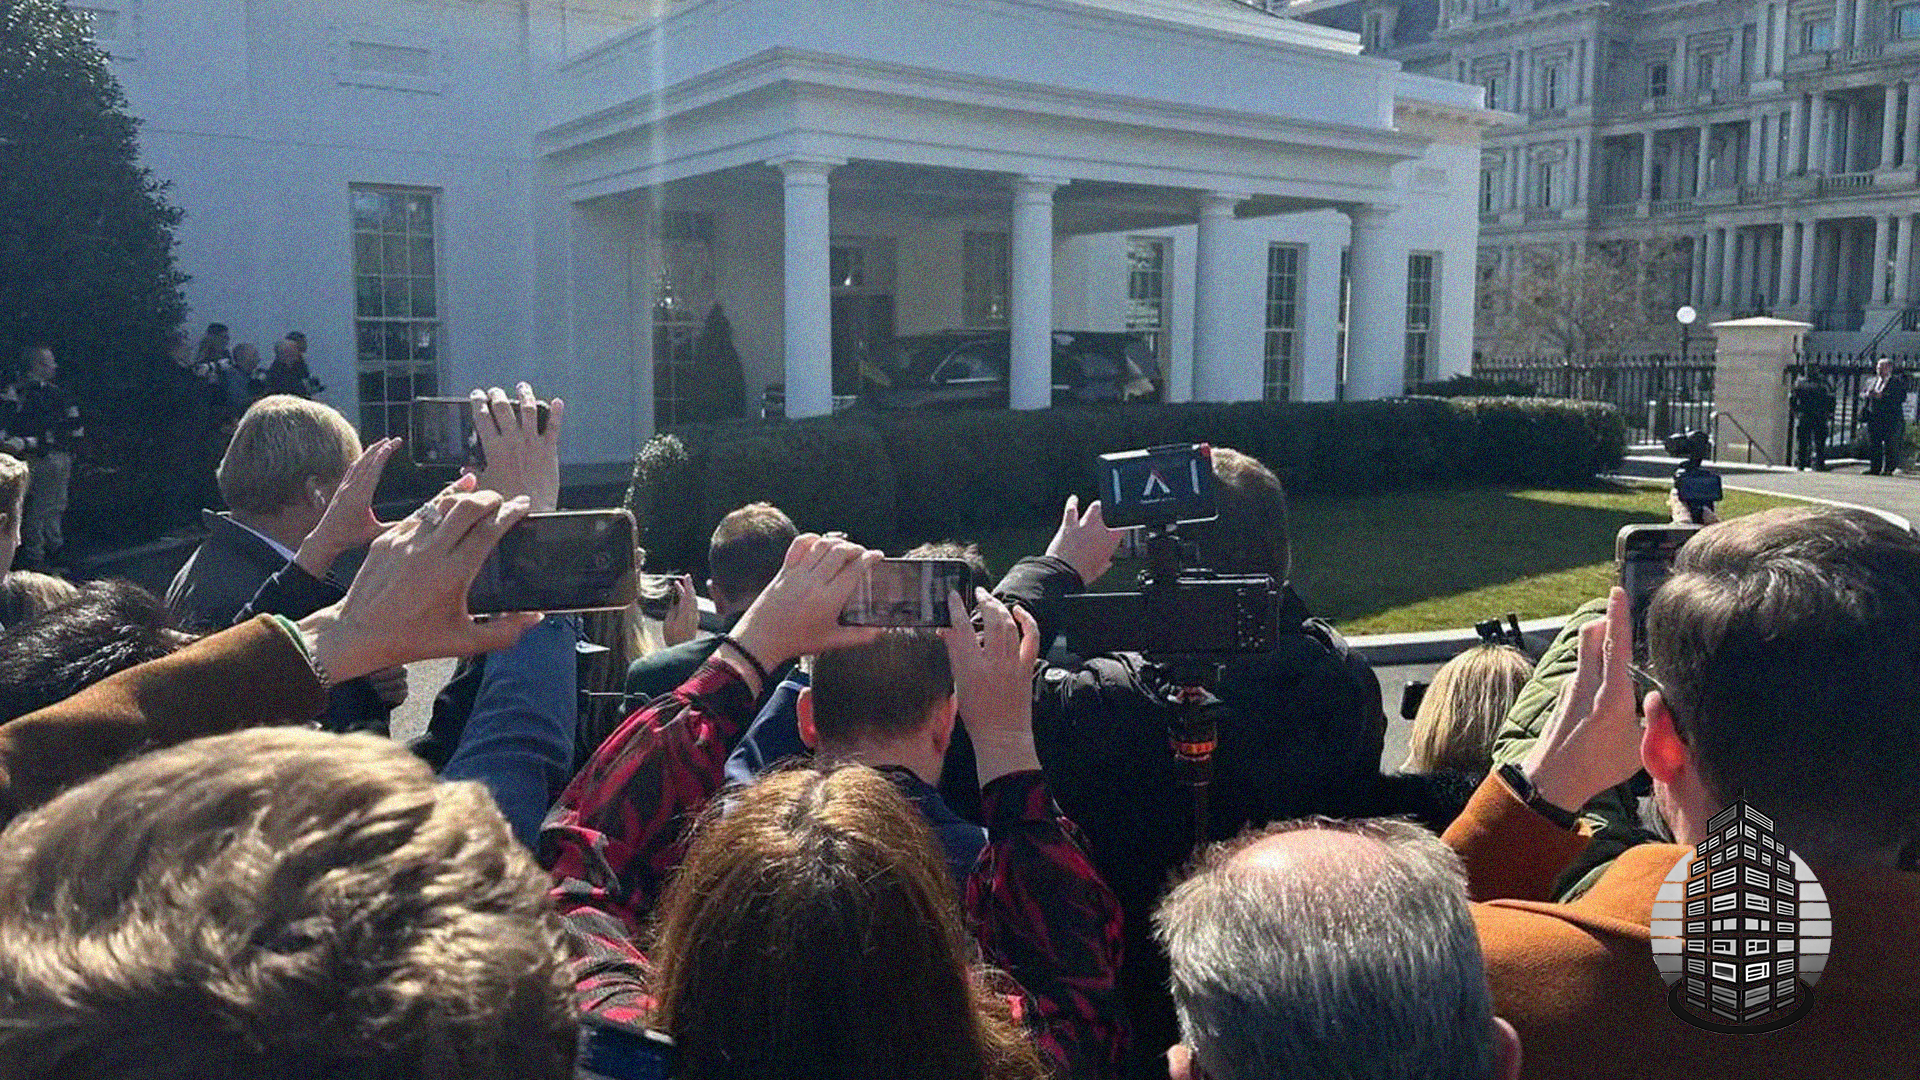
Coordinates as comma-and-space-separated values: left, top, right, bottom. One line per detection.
968, 770, 1129, 1079
539, 658, 757, 1018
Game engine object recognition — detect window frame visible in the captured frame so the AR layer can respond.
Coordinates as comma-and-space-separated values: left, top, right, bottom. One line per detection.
961, 231, 1011, 329
350, 185, 445, 442
1403, 251, 1438, 388
1801, 16, 1835, 51
1647, 61, 1670, 99
1263, 243, 1304, 402
1897, 2, 1920, 39
1126, 236, 1171, 372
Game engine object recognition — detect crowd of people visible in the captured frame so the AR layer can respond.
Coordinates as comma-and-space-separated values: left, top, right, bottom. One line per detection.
0, 375, 1911, 1080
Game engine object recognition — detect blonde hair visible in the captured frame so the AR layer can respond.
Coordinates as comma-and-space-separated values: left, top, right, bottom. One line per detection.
0, 570, 79, 626
216, 395, 361, 515
1404, 644, 1533, 774
0, 453, 27, 518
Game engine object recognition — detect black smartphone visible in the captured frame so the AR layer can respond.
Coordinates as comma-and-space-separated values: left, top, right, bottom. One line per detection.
1616, 524, 1703, 665
411, 397, 482, 469
839, 558, 972, 628
576, 1014, 677, 1080
638, 573, 691, 620
469, 510, 639, 615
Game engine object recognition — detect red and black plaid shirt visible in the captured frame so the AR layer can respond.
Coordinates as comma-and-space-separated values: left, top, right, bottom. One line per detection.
539, 658, 1129, 1078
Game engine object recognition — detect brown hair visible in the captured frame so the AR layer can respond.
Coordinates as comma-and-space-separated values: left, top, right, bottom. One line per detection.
811, 630, 954, 742
708, 502, 796, 604
0, 728, 578, 1080
1187, 447, 1290, 580
0, 570, 78, 627
1404, 644, 1532, 774
1649, 506, 1920, 856
0, 452, 27, 521
649, 765, 1044, 1080
216, 395, 361, 515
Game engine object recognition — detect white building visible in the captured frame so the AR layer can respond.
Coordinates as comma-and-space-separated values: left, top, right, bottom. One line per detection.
80, 0, 1496, 467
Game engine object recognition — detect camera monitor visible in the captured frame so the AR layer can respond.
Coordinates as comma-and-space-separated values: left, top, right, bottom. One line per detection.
1099, 444, 1219, 529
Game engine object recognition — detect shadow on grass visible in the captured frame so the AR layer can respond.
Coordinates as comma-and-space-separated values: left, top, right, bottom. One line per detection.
1287, 485, 1667, 626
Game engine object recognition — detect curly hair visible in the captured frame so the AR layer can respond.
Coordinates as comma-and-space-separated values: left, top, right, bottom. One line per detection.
0, 728, 579, 1080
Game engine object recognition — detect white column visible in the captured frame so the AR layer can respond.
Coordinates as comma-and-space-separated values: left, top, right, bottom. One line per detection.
1192, 191, 1249, 403
1696, 125, 1713, 194
1343, 205, 1405, 400
1906, 82, 1920, 167
1719, 227, 1737, 307
1777, 222, 1797, 306
1009, 175, 1065, 411
1873, 213, 1893, 304
1789, 95, 1806, 173
1772, 3, 1789, 74
1897, 214, 1915, 303
775, 157, 839, 419
1748, 117, 1765, 182
1641, 130, 1658, 199
1884, 84, 1902, 168
1812, 91, 1830, 172
1800, 220, 1819, 309
1572, 137, 1585, 204
1853, 0, 1871, 47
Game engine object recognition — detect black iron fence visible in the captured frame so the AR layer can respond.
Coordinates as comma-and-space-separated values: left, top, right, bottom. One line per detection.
1786, 352, 1920, 461
1472, 355, 1716, 443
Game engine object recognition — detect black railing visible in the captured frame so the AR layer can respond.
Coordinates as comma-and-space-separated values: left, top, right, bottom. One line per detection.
1787, 352, 1920, 460
1473, 354, 1716, 442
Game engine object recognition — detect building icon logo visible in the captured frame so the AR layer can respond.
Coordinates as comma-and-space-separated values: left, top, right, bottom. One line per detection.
1649, 801, 1830, 1033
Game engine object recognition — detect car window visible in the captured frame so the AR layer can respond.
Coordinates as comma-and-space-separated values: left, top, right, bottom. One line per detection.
934, 342, 1003, 383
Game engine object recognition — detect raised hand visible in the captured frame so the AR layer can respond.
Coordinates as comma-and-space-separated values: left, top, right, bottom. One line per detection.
942, 589, 1042, 787
662, 575, 699, 647
1519, 587, 1644, 814
297, 479, 540, 682
1045, 495, 1126, 586
293, 437, 400, 579
471, 383, 564, 513
723, 535, 883, 693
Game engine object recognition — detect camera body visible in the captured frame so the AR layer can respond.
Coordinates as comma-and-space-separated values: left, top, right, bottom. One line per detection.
1056, 444, 1280, 659
1662, 429, 1721, 525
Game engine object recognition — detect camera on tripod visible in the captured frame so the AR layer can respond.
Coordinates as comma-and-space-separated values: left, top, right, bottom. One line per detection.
1662, 429, 1722, 525
1054, 443, 1280, 659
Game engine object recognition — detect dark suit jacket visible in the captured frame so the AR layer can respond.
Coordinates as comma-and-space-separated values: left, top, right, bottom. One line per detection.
165, 511, 390, 735
1446, 773, 1920, 1079
1865, 373, 1912, 428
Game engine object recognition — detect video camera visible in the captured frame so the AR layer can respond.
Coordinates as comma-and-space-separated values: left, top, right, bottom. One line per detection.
1663, 429, 1722, 525
1054, 444, 1280, 659
1399, 613, 1528, 720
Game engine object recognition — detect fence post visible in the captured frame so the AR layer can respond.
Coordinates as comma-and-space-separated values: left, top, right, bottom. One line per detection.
1709, 317, 1809, 463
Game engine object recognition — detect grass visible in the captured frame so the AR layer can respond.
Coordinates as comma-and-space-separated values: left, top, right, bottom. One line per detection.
936, 481, 1805, 636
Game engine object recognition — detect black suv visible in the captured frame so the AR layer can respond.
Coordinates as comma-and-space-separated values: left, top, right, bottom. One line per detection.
861, 331, 1162, 410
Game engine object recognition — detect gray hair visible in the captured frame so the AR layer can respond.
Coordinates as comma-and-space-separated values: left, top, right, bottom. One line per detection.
1153, 817, 1497, 1080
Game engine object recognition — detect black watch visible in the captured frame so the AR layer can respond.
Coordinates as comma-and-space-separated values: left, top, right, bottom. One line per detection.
1497, 763, 1581, 830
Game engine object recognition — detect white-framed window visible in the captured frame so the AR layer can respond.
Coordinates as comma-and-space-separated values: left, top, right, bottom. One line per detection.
1540, 63, 1562, 110
1336, 247, 1352, 400
1801, 16, 1834, 51
1648, 61, 1670, 99
1482, 74, 1502, 109
961, 231, 1009, 328
1694, 52, 1719, 90
1480, 165, 1499, 212
1263, 244, 1303, 402
1535, 161, 1556, 206
351, 186, 442, 441
1897, 2, 1920, 38
1126, 237, 1170, 371
1404, 252, 1438, 387
651, 211, 716, 426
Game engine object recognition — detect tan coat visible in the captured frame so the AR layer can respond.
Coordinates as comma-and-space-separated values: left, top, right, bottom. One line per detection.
1446, 775, 1920, 1079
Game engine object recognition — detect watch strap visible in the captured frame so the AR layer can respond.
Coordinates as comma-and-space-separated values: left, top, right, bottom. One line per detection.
1497, 762, 1581, 831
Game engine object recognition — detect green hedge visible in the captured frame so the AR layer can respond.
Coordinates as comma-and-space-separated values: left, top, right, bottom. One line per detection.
624, 397, 1626, 570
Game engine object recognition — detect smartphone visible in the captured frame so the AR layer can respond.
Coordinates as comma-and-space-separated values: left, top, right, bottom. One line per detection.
468, 509, 639, 615
638, 573, 691, 620
411, 397, 483, 469
839, 558, 972, 628
576, 1015, 677, 1080
1616, 524, 1703, 665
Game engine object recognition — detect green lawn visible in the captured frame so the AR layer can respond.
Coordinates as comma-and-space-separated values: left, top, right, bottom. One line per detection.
936, 482, 1804, 636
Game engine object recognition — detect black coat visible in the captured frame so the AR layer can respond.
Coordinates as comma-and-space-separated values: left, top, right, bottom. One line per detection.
1866, 372, 1911, 429
165, 511, 390, 735
996, 555, 1388, 1076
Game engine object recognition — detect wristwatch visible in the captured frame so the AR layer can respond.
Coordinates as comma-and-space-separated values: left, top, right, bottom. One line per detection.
1497, 762, 1582, 830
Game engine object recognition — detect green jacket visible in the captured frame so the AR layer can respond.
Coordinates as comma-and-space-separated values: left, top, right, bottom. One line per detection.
1491, 596, 1667, 900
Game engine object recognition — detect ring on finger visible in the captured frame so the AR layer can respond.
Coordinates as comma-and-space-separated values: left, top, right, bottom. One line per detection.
416, 503, 446, 529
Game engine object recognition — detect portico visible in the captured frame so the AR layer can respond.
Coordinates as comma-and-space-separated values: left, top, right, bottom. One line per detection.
539, 0, 1494, 438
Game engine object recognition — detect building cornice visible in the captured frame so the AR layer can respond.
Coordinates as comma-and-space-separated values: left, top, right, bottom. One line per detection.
1433, 0, 1610, 42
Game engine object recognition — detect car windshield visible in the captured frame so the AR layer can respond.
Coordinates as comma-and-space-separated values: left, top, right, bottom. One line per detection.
932, 342, 1005, 384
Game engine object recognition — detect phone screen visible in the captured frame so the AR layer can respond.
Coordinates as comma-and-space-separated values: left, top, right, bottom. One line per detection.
577, 1016, 677, 1080
839, 559, 972, 628
468, 510, 638, 615
411, 397, 482, 469
1617, 525, 1702, 665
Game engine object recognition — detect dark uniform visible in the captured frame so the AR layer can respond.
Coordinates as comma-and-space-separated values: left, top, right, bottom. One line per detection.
1, 378, 83, 566
1864, 369, 1912, 475
1789, 370, 1836, 471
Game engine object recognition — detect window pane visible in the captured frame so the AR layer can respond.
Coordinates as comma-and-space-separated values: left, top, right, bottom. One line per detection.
383, 279, 409, 318
383, 235, 409, 274
406, 194, 433, 232
352, 191, 385, 231
356, 277, 382, 318
412, 278, 437, 318
410, 236, 435, 275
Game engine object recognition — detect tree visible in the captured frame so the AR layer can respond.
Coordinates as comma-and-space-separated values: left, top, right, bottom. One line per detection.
0, 0, 187, 522
1478, 240, 1690, 357
684, 304, 747, 422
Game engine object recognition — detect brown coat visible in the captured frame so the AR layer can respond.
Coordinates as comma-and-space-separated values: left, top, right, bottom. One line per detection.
0, 616, 326, 825
1445, 774, 1920, 1079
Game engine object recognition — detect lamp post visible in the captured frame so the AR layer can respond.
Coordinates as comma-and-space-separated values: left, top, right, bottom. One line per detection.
1667, 305, 1697, 438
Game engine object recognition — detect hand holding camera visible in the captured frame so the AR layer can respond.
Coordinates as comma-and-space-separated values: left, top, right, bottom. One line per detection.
471, 383, 564, 513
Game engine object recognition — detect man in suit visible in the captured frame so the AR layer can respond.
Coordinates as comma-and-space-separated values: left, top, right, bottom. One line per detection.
1444, 506, 1920, 1078
622, 501, 795, 710
1861, 356, 1910, 475
166, 395, 404, 734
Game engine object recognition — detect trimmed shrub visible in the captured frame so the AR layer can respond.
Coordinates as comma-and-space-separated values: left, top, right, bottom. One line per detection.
1410, 373, 1538, 398
625, 397, 1624, 567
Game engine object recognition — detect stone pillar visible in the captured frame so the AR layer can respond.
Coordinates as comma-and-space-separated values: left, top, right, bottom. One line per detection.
1788, 95, 1806, 173
1874, 213, 1892, 304
1812, 91, 1830, 173
1344, 204, 1405, 400
1642, 130, 1658, 198
1192, 191, 1249, 402
1778, 222, 1798, 306
1854, 0, 1871, 47
1772, 2, 1790, 74
1839, 0, 1856, 49
1718, 227, 1737, 307
1898, 214, 1915, 303
1572, 136, 1585, 203
1711, 316, 1811, 463
1692, 233, 1708, 306
1884, 84, 1902, 168
1748, 117, 1765, 183
1906, 82, 1920, 167
1009, 176, 1066, 411
1509, 146, 1523, 207
1696, 124, 1713, 194
775, 157, 840, 419
1800, 220, 1819, 308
